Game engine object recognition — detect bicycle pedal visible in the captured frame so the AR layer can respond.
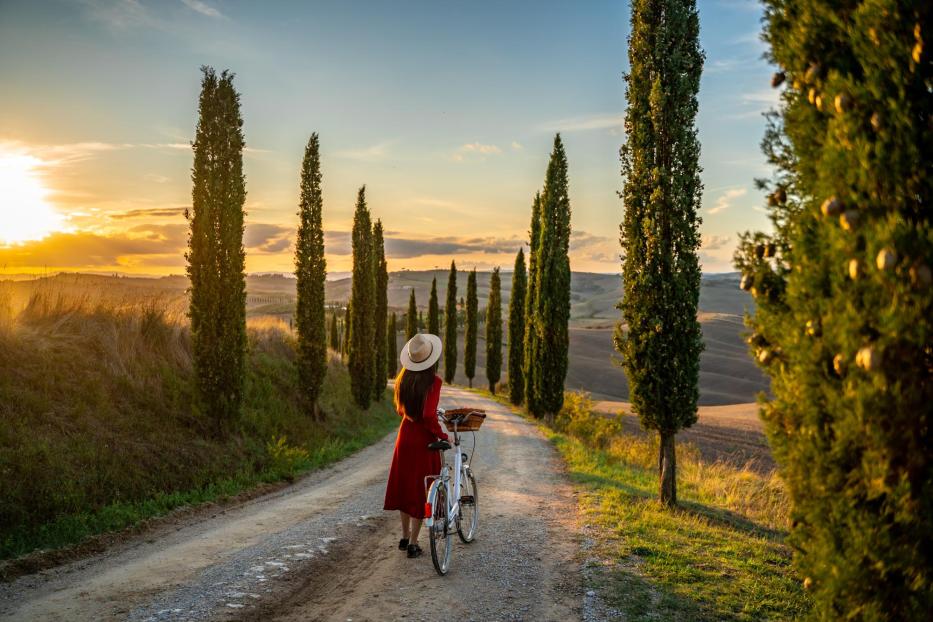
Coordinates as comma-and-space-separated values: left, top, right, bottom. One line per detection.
459, 495, 475, 506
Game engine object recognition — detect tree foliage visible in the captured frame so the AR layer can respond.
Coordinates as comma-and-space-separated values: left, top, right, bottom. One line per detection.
485, 266, 503, 393
464, 268, 478, 387
187, 66, 247, 434
444, 261, 458, 383
329, 310, 339, 352
387, 312, 398, 378
508, 248, 527, 404
372, 219, 388, 401
348, 186, 375, 409
428, 276, 440, 336
734, 2, 932, 617
406, 289, 417, 340
615, 0, 704, 507
522, 193, 542, 412
294, 133, 327, 418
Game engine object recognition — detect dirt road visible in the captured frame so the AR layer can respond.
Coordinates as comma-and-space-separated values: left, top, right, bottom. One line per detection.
0, 387, 582, 622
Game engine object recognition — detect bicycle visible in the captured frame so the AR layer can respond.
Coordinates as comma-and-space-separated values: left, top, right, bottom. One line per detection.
424, 407, 485, 576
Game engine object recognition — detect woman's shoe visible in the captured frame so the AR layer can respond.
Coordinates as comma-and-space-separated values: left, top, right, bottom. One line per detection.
398, 538, 409, 550
406, 543, 423, 558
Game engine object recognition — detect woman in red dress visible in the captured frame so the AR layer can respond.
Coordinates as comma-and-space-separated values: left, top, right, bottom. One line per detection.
384, 333, 449, 558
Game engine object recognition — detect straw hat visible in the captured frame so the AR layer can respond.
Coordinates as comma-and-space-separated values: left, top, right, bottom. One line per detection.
400, 333, 443, 372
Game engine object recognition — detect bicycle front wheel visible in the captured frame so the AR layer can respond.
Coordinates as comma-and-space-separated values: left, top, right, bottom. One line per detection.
429, 481, 452, 575
457, 468, 478, 543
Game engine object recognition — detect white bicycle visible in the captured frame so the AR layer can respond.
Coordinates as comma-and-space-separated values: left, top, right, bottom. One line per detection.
424, 407, 486, 576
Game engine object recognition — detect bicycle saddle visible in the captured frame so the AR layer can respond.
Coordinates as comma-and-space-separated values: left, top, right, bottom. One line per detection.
427, 440, 451, 451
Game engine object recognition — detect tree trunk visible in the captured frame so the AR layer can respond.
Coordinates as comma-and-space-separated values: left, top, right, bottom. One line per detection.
489, 381, 495, 394
659, 431, 677, 506
468, 378, 472, 388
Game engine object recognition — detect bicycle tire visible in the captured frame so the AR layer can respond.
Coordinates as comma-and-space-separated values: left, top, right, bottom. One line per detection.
457, 469, 478, 543
429, 481, 452, 575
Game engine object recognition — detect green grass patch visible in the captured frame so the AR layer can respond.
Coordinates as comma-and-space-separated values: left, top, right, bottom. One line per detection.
467, 387, 809, 621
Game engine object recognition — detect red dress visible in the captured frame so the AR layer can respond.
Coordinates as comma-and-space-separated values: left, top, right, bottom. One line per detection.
383, 375, 449, 518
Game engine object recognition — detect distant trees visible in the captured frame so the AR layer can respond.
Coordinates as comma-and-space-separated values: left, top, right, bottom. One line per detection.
444, 261, 458, 383
428, 276, 440, 336
372, 220, 388, 401
342, 306, 350, 357
348, 186, 375, 409
733, 0, 933, 617
406, 289, 417, 340
387, 312, 398, 377
522, 192, 542, 412
525, 136, 572, 422
485, 267, 502, 393
294, 133, 327, 419
508, 249, 527, 405
329, 311, 339, 352
616, 0, 703, 507
187, 67, 247, 434
464, 268, 478, 388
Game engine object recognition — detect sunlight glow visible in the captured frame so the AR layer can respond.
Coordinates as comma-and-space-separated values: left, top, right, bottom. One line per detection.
0, 149, 67, 245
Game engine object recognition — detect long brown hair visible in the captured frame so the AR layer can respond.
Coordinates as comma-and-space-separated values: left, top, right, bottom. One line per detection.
394, 363, 437, 422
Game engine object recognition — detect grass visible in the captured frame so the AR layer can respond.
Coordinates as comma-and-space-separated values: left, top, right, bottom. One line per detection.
0, 289, 397, 562
470, 387, 810, 621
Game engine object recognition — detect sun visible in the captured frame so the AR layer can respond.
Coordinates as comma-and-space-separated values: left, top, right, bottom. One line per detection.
0, 149, 67, 245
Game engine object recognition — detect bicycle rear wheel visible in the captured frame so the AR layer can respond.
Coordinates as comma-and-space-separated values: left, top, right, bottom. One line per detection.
457, 469, 478, 543
429, 481, 452, 575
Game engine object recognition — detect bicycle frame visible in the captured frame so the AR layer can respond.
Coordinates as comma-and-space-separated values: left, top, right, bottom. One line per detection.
424, 415, 470, 530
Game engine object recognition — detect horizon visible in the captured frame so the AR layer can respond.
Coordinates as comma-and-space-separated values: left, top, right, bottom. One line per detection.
1, 0, 773, 275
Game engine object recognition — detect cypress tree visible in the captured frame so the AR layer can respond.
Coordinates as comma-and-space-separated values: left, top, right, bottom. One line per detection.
294, 133, 327, 419
372, 219, 388, 401
508, 248, 527, 405
464, 268, 478, 388
329, 311, 339, 352
530, 135, 572, 422
615, 0, 704, 507
187, 66, 247, 435
387, 312, 398, 377
443, 261, 458, 383
428, 276, 440, 336
348, 186, 375, 409
734, 1, 932, 617
406, 289, 417, 340
523, 192, 542, 413
342, 305, 350, 357
485, 266, 503, 393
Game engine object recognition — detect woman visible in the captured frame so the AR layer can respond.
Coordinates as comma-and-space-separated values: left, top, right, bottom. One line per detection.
384, 332, 449, 559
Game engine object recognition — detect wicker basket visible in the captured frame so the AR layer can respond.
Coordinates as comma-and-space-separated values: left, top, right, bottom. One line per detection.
442, 408, 487, 432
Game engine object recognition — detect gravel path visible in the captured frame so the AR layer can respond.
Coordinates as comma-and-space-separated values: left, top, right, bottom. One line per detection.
0, 387, 583, 622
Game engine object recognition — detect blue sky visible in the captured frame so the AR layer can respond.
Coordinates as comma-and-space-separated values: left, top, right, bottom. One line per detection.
0, 0, 776, 274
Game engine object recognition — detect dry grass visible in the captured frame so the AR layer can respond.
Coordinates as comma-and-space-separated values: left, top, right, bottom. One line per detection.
0, 289, 395, 560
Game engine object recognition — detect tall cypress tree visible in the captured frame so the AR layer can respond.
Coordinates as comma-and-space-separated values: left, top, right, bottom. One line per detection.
406, 289, 417, 339
387, 312, 398, 377
734, 1, 932, 617
342, 305, 350, 357
508, 248, 527, 404
486, 266, 503, 393
428, 277, 440, 336
329, 310, 339, 352
443, 261, 458, 383
294, 133, 327, 419
464, 268, 478, 388
187, 66, 247, 434
530, 135, 572, 422
348, 186, 375, 409
372, 219, 388, 401
523, 192, 542, 413
616, 0, 704, 507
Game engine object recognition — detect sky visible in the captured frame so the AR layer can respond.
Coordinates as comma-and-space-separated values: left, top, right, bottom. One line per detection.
0, 0, 777, 276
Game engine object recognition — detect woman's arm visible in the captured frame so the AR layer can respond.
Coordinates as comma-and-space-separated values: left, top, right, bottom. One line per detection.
422, 376, 449, 441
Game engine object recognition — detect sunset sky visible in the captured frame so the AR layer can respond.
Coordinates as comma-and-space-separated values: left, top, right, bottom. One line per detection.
0, 0, 776, 276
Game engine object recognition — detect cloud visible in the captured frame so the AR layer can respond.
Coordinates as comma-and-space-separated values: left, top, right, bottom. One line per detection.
180, 0, 224, 19
0, 228, 185, 268
708, 187, 747, 214
701, 234, 733, 250
334, 142, 390, 162
245, 223, 292, 253
569, 231, 618, 264
109, 207, 187, 220
81, 0, 157, 30
452, 142, 502, 162
538, 113, 625, 133
324, 230, 522, 259
511, 141, 524, 151
144, 173, 171, 184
